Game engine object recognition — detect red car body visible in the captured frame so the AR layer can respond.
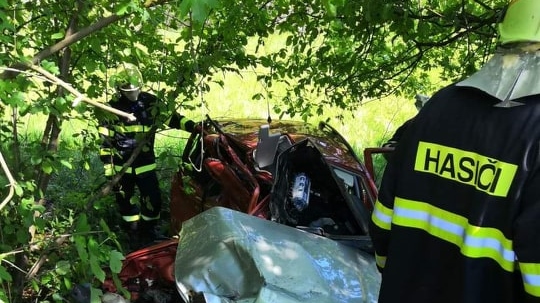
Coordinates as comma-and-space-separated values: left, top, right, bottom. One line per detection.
170, 117, 378, 236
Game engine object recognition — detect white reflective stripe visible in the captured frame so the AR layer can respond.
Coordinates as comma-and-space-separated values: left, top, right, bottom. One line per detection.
523, 273, 540, 286
373, 207, 392, 225
394, 207, 464, 236
520, 262, 540, 296
372, 201, 393, 230
464, 236, 515, 263
393, 198, 515, 271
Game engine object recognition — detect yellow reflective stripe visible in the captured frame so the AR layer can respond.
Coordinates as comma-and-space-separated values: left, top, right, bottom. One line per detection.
113, 163, 156, 175
113, 125, 147, 133
393, 197, 515, 272
141, 214, 160, 221
375, 253, 387, 269
520, 263, 540, 297
100, 148, 113, 156
98, 126, 114, 137
371, 199, 393, 231
103, 164, 115, 176
135, 163, 156, 174
414, 141, 518, 197
122, 215, 140, 222
180, 116, 190, 130
114, 165, 132, 174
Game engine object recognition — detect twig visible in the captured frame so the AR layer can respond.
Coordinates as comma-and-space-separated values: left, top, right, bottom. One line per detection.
24, 64, 136, 121
2, 259, 28, 276
0, 151, 16, 212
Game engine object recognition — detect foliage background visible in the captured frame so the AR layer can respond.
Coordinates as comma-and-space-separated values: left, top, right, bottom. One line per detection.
0, 0, 506, 301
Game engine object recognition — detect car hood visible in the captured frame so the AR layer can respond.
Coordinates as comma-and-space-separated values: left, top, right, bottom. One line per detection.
174, 207, 381, 303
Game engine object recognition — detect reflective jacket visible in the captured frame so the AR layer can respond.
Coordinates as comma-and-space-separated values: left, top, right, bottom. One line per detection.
370, 84, 540, 303
99, 92, 195, 176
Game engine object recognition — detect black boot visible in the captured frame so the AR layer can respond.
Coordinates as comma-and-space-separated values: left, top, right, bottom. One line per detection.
139, 220, 169, 248
120, 221, 141, 251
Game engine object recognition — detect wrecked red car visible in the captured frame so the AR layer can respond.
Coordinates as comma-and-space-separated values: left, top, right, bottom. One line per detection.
103, 116, 382, 302
171, 116, 378, 234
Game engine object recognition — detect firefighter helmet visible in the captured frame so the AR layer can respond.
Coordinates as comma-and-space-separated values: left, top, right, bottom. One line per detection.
111, 63, 143, 101
498, 0, 540, 45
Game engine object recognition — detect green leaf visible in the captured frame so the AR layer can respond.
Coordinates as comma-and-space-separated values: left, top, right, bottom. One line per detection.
51, 32, 64, 39
20, 198, 34, 211
41, 162, 53, 174
178, 0, 193, 18
9, 91, 25, 106
90, 255, 106, 283
75, 213, 90, 233
55, 260, 70, 275
31, 204, 46, 213
60, 160, 73, 169
99, 219, 111, 234
323, 0, 337, 17
52, 293, 64, 301
0, 265, 12, 282
16, 229, 29, 244
74, 236, 89, 262
90, 286, 104, 303
14, 183, 23, 196
109, 250, 125, 274
41, 60, 59, 75
178, 0, 220, 24
63, 276, 72, 291
115, 3, 130, 15
87, 237, 100, 256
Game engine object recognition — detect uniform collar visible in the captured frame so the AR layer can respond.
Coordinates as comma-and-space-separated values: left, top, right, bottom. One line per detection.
457, 43, 540, 107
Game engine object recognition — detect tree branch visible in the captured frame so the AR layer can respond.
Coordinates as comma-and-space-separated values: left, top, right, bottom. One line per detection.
25, 64, 136, 121
1, 0, 171, 80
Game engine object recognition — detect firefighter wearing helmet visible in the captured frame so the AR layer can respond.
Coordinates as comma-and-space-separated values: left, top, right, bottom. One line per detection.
98, 63, 199, 250
113, 63, 143, 102
370, 1, 540, 302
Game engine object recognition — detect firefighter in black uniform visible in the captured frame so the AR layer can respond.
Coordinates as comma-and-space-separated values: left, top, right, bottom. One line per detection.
98, 63, 198, 249
370, 1, 540, 302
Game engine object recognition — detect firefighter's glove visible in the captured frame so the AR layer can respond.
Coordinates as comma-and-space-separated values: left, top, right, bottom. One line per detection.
193, 122, 206, 135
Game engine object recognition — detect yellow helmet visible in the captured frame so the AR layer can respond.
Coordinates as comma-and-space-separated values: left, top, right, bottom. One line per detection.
498, 0, 540, 45
110, 63, 143, 101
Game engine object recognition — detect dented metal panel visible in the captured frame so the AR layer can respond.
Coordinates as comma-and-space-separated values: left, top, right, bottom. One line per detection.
175, 207, 381, 303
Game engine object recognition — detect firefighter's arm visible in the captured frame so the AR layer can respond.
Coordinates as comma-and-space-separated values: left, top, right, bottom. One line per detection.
369, 159, 399, 273
166, 112, 200, 133
514, 168, 540, 302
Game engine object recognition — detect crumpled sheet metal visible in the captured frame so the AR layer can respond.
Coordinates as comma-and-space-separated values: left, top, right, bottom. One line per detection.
457, 47, 540, 103
174, 207, 381, 303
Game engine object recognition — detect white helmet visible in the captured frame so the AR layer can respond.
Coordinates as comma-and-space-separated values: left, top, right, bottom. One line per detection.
111, 63, 143, 101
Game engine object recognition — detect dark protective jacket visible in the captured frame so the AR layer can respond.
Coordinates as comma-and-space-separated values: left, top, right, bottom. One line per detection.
370, 84, 540, 303
98, 92, 195, 176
